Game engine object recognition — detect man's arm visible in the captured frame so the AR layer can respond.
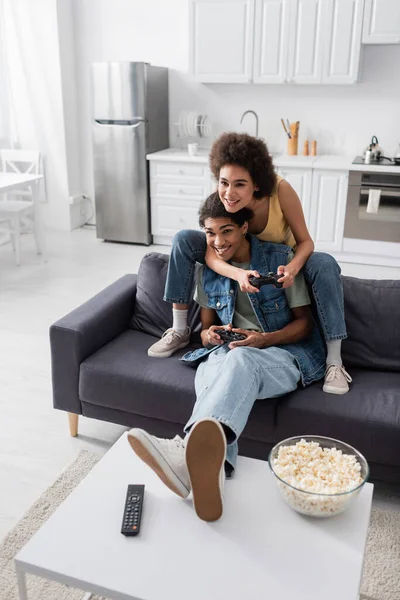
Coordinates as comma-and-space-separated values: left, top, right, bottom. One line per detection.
230, 305, 313, 349
199, 307, 218, 347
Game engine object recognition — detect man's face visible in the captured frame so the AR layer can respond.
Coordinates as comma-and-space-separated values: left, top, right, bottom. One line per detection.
218, 164, 258, 212
204, 216, 247, 262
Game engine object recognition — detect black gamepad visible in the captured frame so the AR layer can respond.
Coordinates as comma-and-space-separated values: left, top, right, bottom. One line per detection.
248, 272, 283, 289
214, 329, 247, 343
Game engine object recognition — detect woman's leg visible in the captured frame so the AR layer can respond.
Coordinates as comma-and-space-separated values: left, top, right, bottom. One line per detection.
302, 252, 352, 394
164, 229, 207, 305
148, 229, 206, 358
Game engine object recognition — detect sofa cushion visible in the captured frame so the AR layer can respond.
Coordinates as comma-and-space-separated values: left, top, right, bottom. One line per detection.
79, 328, 279, 440
79, 329, 198, 425
342, 276, 400, 372
274, 368, 400, 466
129, 252, 202, 339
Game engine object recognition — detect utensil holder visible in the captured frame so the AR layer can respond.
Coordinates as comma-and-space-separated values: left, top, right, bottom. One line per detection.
287, 122, 300, 155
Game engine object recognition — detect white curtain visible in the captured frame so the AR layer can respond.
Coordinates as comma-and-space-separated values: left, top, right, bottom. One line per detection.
0, 0, 45, 151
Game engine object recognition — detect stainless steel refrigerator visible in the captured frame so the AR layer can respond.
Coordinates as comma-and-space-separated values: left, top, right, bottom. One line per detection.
91, 62, 169, 244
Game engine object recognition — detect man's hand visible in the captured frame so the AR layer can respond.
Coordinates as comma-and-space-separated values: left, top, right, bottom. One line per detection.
202, 324, 232, 347
235, 269, 261, 293
228, 328, 272, 349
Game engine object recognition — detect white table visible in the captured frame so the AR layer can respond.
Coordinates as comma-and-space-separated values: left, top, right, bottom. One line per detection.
14, 433, 373, 600
0, 173, 45, 264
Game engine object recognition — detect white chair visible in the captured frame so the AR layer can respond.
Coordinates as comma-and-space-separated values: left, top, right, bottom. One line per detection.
0, 149, 46, 265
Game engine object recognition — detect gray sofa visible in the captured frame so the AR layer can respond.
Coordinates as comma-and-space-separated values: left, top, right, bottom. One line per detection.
50, 252, 400, 483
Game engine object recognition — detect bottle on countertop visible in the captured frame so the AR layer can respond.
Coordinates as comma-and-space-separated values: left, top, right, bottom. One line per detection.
311, 141, 317, 156
303, 140, 309, 156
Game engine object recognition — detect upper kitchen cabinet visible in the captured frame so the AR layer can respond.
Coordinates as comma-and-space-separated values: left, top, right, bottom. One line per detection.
362, 0, 400, 44
286, 0, 325, 84
253, 0, 291, 83
287, 0, 365, 84
189, 0, 255, 83
189, 0, 365, 84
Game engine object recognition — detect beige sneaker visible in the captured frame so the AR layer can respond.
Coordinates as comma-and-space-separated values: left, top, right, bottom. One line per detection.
185, 418, 226, 522
147, 327, 191, 358
323, 364, 352, 395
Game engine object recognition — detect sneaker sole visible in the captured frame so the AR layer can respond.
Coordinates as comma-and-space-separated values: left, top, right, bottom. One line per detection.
147, 339, 190, 358
323, 384, 350, 395
186, 419, 226, 522
127, 431, 189, 498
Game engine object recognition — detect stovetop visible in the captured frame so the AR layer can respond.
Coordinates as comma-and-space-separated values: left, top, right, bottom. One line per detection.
352, 156, 399, 167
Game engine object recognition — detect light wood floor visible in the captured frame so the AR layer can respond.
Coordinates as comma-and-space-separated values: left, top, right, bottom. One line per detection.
0, 227, 399, 542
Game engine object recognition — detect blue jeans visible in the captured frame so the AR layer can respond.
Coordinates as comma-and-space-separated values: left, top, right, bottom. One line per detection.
184, 345, 300, 473
164, 229, 347, 341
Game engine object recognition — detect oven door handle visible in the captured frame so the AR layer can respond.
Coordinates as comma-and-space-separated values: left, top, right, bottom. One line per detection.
360, 189, 400, 197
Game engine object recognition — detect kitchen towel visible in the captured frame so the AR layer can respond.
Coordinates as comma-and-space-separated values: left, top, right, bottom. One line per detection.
366, 189, 381, 214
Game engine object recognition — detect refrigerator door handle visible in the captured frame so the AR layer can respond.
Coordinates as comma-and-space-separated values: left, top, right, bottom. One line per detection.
94, 118, 147, 127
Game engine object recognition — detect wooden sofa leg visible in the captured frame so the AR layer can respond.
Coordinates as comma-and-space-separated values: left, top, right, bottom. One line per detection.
68, 413, 79, 437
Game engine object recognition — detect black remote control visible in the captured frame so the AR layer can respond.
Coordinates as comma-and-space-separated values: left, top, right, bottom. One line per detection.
121, 484, 144, 536
248, 272, 283, 289
214, 329, 247, 342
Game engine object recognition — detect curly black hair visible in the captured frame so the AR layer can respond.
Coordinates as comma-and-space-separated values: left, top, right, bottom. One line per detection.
209, 132, 276, 199
198, 192, 254, 228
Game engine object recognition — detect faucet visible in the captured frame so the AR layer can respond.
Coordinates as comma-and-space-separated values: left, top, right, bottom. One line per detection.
240, 110, 259, 138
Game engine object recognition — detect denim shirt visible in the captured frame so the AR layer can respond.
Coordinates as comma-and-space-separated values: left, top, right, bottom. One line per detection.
181, 236, 326, 386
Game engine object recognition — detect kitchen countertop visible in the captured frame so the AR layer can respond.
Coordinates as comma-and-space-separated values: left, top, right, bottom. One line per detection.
146, 148, 400, 173
146, 148, 209, 163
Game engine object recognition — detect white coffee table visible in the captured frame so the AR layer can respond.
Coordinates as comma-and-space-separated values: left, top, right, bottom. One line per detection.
14, 432, 373, 600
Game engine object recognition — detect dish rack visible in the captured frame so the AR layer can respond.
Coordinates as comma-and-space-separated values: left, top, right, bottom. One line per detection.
174, 111, 213, 149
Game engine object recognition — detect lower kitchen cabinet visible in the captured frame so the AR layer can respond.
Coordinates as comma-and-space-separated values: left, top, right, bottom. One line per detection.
149, 154, 349, 253
149, 158, 214, 245
276, 166, 313, 226
309, 170, 348, 252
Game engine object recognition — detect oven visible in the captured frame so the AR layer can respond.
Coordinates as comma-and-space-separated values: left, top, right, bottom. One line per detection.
344, 170, 400, 243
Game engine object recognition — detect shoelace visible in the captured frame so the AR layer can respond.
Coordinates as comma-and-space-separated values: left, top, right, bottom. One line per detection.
162, 328, 187, 344
158, 435, 186, 452
325, 365, 353, 383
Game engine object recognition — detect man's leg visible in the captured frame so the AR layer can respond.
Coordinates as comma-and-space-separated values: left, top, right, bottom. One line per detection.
184, 345, 301, 518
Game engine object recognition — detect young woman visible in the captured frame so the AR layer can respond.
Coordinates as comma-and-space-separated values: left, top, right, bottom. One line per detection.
148, 132, 351, 394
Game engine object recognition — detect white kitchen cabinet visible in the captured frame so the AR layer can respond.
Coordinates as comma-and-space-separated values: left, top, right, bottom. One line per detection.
149, 159, 214, 245
309, 170, 348, 251
286, 0, 364, 84
287, 0, 325, 84
253, 0, 291, 83
189, 0, 255, 83
362, 0, 400, 44
322, 0, 365, 84
190, 0, 364, 84
276, 166, 313, 226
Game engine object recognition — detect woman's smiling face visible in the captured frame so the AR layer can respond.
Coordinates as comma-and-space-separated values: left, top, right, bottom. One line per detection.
218, 164, 258, 213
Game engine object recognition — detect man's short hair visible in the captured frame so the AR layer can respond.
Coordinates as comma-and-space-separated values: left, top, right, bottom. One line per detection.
198, 192, 254, 228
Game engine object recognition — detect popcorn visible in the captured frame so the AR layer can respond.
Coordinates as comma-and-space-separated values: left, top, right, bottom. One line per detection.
272, 439, 364, 517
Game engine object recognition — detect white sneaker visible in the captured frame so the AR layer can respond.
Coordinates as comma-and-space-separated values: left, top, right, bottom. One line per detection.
127, 429, 190, 498
147, 327, 191, 358
185, 418, 226, 522
323, 364, 353, 395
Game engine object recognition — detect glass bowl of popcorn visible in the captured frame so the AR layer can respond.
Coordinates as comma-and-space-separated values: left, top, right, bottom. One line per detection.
268, 436, 369, 517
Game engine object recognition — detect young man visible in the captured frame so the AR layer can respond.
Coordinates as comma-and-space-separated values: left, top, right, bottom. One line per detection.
128, 193, 326, 522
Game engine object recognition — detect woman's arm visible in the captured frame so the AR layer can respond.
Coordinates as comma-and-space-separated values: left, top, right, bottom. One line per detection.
205, 244, 260, 293
277, 180, 314, 285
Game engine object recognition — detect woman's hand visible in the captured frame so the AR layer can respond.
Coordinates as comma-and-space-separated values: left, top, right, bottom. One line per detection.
276, 265, 296, 289
235, 269, 261, 293
203, 324, 232, 346
228, 329, 271, 349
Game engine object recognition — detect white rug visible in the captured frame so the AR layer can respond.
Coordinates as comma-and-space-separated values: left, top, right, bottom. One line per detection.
0, 449, 399, 600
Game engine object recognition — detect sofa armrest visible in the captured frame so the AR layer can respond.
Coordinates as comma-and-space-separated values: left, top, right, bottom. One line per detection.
50, 274, 137, 414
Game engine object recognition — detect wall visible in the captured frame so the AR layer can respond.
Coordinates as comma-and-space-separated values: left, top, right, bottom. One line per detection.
72, 0, 400, 213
